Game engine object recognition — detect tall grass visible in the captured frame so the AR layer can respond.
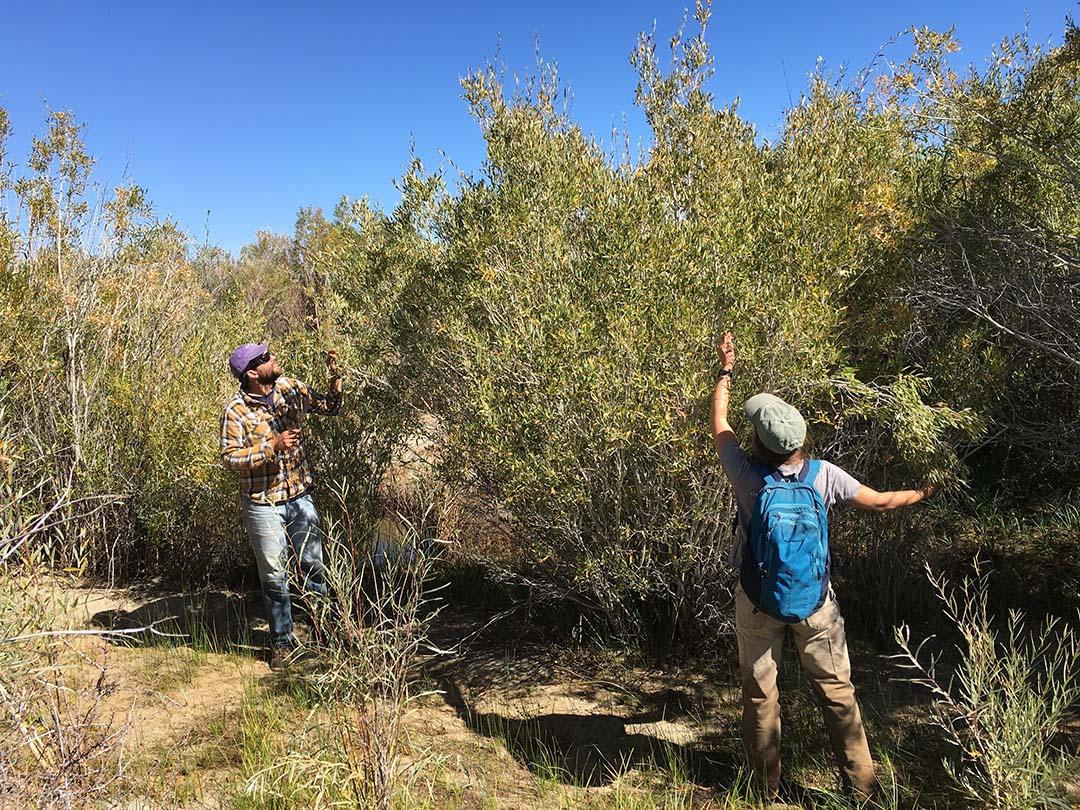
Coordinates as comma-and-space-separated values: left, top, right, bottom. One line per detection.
0, 571, 132, 806
0, 416, 133, 805
895, 564, 1080, 809
241, 480, 446, 809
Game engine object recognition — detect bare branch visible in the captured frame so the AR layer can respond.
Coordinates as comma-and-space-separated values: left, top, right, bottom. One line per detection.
0, 617, 185, 645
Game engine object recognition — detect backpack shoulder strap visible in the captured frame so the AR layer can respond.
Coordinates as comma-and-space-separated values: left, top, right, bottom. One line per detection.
798, 459, 821, 484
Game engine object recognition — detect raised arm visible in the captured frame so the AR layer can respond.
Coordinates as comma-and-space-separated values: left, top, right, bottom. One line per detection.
295, 351, 344, 416
851, 483, 940, 512
710, 331, 738, 457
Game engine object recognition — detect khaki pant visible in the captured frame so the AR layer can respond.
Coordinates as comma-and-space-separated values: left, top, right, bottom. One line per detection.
735, 586, 877, 798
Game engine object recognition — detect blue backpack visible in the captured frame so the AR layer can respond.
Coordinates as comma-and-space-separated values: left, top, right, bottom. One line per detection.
741, 460, 829, 622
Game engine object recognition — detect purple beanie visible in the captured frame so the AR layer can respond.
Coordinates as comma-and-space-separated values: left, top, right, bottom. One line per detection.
228, 343, 269, 379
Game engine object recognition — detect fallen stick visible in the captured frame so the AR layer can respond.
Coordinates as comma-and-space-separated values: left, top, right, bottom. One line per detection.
0, 617, 185, 644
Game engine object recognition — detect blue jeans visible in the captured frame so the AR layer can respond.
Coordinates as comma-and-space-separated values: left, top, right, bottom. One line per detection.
241, 494, 328, 649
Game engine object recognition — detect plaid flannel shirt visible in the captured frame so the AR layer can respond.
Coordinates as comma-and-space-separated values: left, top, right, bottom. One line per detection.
220, 376, 341, 505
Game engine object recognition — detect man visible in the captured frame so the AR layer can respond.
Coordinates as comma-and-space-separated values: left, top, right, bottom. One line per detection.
710, 331, 937, 799
220, 342, 343, 670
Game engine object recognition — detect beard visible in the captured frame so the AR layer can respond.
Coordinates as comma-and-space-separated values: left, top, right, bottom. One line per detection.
256, 365, 282, 385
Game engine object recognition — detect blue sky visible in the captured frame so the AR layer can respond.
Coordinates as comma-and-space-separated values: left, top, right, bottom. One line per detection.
1, 1, 1073, 254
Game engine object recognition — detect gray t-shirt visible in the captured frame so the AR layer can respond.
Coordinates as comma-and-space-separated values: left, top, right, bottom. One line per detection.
718, 442, 862, 567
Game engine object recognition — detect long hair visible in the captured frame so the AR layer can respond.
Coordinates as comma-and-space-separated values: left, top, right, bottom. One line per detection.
750, 432, 804, 467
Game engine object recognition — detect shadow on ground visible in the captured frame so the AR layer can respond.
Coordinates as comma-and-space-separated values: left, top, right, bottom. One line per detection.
439, 676, 743, 789
90, 589, 269, 654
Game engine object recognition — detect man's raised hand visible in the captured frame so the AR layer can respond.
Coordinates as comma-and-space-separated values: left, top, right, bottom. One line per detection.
325, 349, 343, 395
717, 331, 736, 370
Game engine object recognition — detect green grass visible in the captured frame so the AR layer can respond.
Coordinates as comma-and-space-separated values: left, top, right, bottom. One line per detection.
136, 642, 208, 689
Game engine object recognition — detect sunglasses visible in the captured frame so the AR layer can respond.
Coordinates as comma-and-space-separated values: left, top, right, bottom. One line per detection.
245, 351, 271, 372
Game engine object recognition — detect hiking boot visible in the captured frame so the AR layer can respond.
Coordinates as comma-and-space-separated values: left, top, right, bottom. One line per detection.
268, 646, 319, 672
268, 647, 293, 672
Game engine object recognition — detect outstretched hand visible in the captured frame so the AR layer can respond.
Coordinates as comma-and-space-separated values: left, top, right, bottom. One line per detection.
716, 331, 736, 370
325, 349, 340, 374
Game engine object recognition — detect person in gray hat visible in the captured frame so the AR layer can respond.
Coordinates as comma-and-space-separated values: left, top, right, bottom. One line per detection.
220, 343, 343, 671
709, 331, 937, 800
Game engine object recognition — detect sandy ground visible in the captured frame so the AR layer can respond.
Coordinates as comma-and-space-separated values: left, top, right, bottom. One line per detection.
30, 580, 746, 807
9, 577, 1074, 809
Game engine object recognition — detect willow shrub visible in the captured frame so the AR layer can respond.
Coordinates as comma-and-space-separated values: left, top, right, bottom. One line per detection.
0, 238, 259, 578
899, 26, 1080, 492
0, 112, 318, 580
319, 7, 981, 649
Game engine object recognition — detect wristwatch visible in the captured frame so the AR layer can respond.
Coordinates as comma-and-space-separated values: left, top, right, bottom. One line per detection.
716, 368, 734, 382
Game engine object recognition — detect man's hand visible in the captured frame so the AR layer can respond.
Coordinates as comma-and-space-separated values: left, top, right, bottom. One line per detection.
920, 482, 943, 499
711, 331, 737, 457
272, 429, 302, 454
326, 349, 343, 396
716, 331, 736, 370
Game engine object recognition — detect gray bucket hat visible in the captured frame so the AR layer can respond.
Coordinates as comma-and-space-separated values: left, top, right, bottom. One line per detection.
744, 393, 806, 454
